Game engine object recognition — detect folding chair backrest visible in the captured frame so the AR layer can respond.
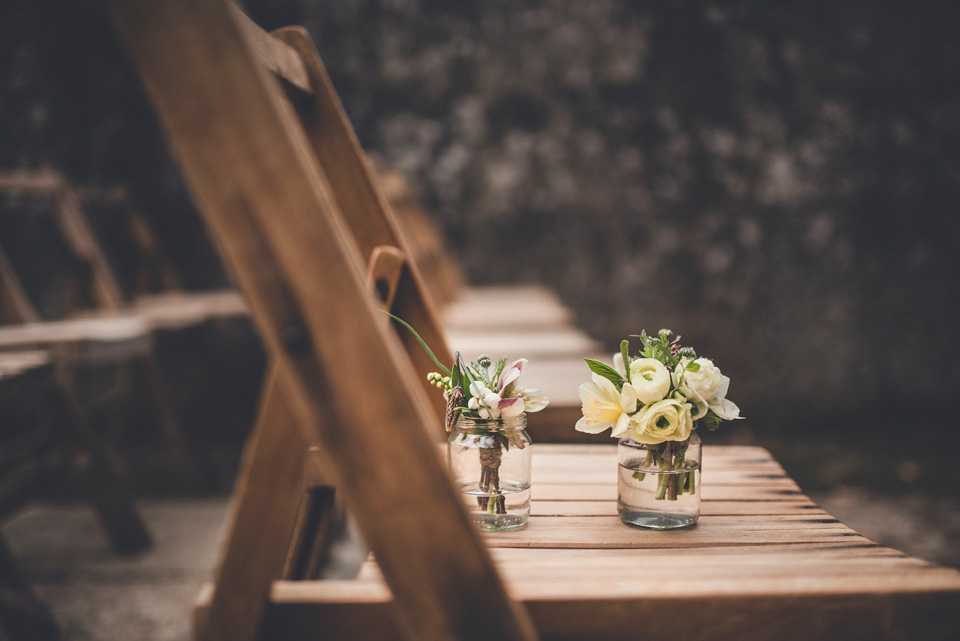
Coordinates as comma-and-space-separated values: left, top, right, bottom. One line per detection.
109, 2, 537, 641
0, 170, 124, 317
0, 172, 168, 322
241, 15, 453, 421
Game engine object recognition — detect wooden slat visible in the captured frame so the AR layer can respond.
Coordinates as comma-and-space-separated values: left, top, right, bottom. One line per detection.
442, 286, 573, 330
481, 516, 859, 549
0, 244, 40, 323
532, 483, 809, 502
109, 3, 536, 641
446, 327, 601, 361
530, 500, 820, 517
230, 6, 311, 93
272, 26, 453, 427
196, 367, 310, 640
50, 176, 126, 310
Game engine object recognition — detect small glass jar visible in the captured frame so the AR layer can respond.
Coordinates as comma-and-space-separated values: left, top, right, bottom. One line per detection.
617, 431, 701, 529
448, 413, 532, 532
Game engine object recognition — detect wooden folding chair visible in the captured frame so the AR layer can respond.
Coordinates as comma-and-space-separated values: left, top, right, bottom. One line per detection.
110, 2, 960, 640
0, 170, 250, 486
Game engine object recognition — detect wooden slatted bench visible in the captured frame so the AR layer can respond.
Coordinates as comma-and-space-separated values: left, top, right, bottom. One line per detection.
205, 444, 960, 640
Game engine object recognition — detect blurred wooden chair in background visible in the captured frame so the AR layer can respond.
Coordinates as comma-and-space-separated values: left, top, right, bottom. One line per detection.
0, 169, 248, 486
111, 2, 960, 640
1, 349, 152, 641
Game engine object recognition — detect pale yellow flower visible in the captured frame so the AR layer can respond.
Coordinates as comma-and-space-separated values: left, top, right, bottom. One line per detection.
576, 374, 638, 438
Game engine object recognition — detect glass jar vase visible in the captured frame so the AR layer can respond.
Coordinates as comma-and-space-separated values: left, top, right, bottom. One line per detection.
448, 413, 532, 532
617, 431, 701, 529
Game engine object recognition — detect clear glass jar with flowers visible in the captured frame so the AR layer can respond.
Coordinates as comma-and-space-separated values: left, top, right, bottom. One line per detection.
389, 314, 549, 531
576, 329, 742, 529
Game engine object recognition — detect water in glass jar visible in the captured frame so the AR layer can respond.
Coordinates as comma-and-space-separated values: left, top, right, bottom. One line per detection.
617, 459, 701, 529
458, 479, 530, 531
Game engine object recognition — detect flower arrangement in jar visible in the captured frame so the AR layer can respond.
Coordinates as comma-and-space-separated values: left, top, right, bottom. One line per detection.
576, 329, 741, 529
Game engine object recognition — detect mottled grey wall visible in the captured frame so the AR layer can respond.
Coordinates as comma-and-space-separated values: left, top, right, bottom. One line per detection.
3, 0, 959, 427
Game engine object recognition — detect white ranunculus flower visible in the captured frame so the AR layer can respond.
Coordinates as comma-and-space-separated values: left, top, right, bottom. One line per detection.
628, 358, 671, 404
683, 358, 724, 401
681, 358, 743, 421
677, 386, 709, 421
576, 374, 638, 438
708, 374, 741, 420
629, 398, 694, 444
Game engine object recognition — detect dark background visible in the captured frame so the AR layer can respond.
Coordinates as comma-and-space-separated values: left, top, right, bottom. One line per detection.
2, 0, 959, 494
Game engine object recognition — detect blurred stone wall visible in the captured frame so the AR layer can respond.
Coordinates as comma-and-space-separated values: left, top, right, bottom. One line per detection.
2, 0, 959, 426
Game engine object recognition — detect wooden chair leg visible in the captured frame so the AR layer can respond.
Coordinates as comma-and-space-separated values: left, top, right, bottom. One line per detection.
0, 535, 62, 641
47, 375, 151, 556
196, 365, 314, 641
137, 356, 218, 489
281, 485, 344, 581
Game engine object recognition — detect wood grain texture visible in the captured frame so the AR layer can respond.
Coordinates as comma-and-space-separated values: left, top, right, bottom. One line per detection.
110, 2, 537, 640
196, 443, 960, 640
195, 367, 309, 641
272, 26, 452, 427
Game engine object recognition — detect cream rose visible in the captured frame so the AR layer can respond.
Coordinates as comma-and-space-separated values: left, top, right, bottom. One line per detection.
629, 398, 693, 444
628, 358, 671, 404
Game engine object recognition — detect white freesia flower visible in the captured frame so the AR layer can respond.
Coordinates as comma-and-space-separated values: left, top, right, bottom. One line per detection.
628, 358, 671, 404
629, 398, 693, 444
469, 379, 533, 420
497, 358, 527, 397
469, 381, 502, 419
498, 396, 525, 418
519, 389, 550, 413
576, 374, 638, 437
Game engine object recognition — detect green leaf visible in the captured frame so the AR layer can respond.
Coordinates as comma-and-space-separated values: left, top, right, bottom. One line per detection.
620, 339, 631, 383
382, 311, 451, 375
492, 356, 507, 383
457, 353, 476, 390
584, 358, 624, 390
685, 361, 700, 372
698, 412, 723, 431
451, 353, 461, 388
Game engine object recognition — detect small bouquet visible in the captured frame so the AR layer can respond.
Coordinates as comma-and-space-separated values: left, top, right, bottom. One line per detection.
576, 329, 741, 500
389, 314, 548, 517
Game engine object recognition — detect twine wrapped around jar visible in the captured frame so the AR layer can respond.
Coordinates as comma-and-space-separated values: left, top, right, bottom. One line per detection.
478, 445, 505, 513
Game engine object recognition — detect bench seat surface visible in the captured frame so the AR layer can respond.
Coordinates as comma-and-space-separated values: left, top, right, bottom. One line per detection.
200, 444, 960, 640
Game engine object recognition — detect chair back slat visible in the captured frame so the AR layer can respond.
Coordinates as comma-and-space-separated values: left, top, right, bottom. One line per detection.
0, 244, 40, 323
231, 6, 311, 93
272, 26, 453, 422
0, 170, 125, 315
50, 176, 126, 310
108, 3, 537, 641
